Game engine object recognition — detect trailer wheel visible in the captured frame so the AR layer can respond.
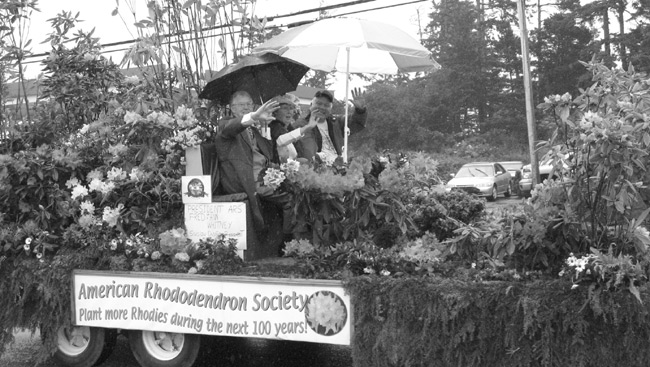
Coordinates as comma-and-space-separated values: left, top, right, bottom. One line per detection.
128, 330, 200, 367
54, 326, 116, 367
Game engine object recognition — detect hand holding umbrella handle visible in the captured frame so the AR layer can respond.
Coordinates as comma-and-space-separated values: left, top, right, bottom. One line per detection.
249, 100, 279, 125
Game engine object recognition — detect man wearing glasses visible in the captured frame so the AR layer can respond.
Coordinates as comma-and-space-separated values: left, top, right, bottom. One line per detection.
293, 89, 367, 164
215, 91, 298, 248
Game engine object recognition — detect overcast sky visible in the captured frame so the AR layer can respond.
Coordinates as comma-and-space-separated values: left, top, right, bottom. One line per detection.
23, 0, 434, 96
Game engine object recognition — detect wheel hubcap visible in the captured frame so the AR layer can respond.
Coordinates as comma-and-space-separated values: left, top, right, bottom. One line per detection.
57, 326, 90, 356
142, 331, 184, 361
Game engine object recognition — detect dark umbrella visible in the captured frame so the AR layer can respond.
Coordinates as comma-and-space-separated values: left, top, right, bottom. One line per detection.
199, 53, 309, 105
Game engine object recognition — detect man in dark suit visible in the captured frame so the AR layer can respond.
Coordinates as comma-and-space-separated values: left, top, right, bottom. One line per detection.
215, 91, 294, 241
293, 89, 367, 164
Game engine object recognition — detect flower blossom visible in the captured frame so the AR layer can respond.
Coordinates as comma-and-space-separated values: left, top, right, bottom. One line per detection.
99, 181, 116, 195
151, 251, 161, 260
108, 143, 128, 158
124, 111, 141, 124
78, 214, 97, 228
71, 185, 89, 200
87, 170, 103, 182
80, 200, 95, 214
107, 167, 127, 182
263, 168, 286, 190
102, 204, 123, 227
174, 252, 190, 262
280, 158, 300, 173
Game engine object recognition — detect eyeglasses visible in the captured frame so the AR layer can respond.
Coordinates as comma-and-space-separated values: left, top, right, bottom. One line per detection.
231, 102, 254, 108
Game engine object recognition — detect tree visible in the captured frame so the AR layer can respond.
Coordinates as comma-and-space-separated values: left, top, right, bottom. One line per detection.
533, 13, 596, 99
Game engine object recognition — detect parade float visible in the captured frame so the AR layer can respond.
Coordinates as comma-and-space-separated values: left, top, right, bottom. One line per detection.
3, 2, 650, 366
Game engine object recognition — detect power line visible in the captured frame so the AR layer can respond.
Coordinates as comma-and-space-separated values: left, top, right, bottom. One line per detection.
19, 0, 428, 67
331, 0, 427, 18
22, 0, 381, 60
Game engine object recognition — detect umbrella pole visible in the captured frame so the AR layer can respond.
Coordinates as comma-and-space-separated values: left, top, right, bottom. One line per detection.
343, 47, 351, 163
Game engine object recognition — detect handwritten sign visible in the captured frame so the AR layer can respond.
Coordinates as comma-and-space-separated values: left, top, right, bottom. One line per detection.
71, 270, 351, 345
184, 203, 246, 254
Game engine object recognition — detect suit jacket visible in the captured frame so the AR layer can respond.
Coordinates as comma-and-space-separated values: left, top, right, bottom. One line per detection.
214, 115, 275, 230
293, 107, 367, 161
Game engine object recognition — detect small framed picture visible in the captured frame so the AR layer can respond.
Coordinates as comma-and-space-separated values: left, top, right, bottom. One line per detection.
181, 175, 212, 204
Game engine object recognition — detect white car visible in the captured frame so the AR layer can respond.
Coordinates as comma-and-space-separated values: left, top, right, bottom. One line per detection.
446, 162, 512, 201
518, 157, 570, 197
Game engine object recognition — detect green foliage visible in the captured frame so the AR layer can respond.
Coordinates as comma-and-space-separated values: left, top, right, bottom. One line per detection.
0, 233, 243, 362
276, 155, 415, 247
561, 247, 648, 304
408, 190, 486, 241
346, 277, 650, 367
536, 60, 650, 255
40, 19, 124, 133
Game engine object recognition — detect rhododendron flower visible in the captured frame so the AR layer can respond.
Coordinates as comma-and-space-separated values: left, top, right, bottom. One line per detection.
107, 167, 127, 181
195, 260, 205, 270
124, 111, 141, 124
71, 185, 89, 200
78, 214, 97, 228
80, 200, 95, 214
87, 170, 103, 182
88, 178, 103, 192
52, 149, 65, 163
188, 267, 197, 274
280, 158, 300, 173
102, 204, 123, 227
174, 105, 198, 128
99, 181, 116, 195
174, 252, 190, 262
151, 251, 161, 260
129, 167, 145, 181
263, 168, 285, 190
107, 143, 128, 157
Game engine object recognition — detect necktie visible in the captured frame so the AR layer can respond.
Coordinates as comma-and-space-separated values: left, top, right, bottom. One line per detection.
247, 127, 256, 147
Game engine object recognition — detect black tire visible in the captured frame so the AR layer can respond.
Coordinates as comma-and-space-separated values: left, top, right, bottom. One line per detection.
504, 184, 512, 198
128, 330, 200, 367
487, 185, 498, 202
54, 326, 116, 367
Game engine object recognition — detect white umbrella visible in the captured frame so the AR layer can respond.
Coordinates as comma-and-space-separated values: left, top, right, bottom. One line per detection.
253, 17, 440, 162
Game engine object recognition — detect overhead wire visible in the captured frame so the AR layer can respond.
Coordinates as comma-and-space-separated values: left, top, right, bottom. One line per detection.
19, 0, 429, 67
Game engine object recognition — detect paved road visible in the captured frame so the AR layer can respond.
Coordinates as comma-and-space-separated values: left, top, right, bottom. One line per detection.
485, 194, 526, 212
1, 329, 352, 367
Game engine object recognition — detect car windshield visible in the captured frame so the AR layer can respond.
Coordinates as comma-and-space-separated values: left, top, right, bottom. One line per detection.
455, 165, 494, 178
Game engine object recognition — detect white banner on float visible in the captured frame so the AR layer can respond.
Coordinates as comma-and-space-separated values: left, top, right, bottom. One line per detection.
71, 270, 352, 345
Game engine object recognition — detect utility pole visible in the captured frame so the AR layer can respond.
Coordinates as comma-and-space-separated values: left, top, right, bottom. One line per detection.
517, 0, 539, 185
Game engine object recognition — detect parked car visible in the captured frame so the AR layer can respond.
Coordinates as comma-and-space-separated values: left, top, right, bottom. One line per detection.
499, 161, 525, 196
518, 158, 568, 197
446, 162, 512, 201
